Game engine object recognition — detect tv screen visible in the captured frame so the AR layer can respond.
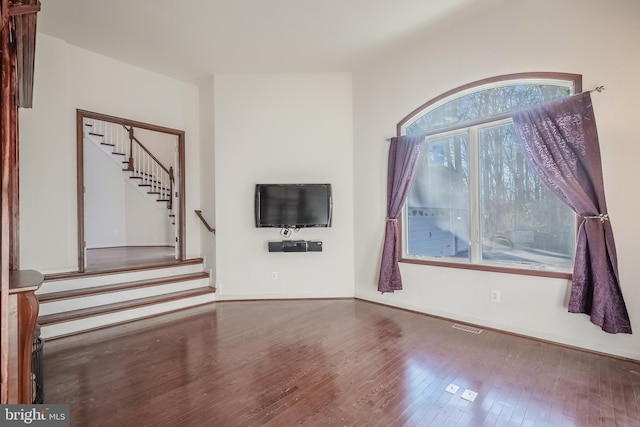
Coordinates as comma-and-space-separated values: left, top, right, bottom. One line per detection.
255, 184, 332, 228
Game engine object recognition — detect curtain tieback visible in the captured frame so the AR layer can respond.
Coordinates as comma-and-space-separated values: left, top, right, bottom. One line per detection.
583, 213, 609, 223
386, 218, 397, 223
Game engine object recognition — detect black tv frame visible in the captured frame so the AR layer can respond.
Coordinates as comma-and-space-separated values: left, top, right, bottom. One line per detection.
254, 183, 333, 229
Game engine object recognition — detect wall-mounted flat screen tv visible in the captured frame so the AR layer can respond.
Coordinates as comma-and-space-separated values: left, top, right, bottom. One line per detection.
255, 184, 332, 228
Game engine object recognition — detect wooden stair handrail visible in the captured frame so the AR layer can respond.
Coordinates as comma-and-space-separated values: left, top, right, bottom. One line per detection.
123, 125, 172, 178
85, 118, 176, 213
195, 210, 215, 233
133, 134, 170, 177
119, 124, 174, 211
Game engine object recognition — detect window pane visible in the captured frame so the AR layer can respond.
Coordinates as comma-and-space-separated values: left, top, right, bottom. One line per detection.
407, 134, 469, 258
479, 123, 574, 270
406, 84, 571, 135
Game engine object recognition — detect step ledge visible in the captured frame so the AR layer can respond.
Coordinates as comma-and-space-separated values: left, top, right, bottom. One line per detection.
42, 297, 216, 341
39, 287, 215, 326
38, 272, 209, 302
43, 258, 204, 282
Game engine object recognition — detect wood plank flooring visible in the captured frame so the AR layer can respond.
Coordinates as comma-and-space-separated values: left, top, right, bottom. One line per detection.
85, 246, 177, 272
43, 299, 640, 426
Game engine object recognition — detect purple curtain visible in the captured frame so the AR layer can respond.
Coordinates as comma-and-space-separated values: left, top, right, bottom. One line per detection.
513, 92, 631, 334
377, 135, 424, 293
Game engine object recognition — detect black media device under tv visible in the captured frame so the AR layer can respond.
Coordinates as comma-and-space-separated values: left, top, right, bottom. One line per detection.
255, 183, 332, 228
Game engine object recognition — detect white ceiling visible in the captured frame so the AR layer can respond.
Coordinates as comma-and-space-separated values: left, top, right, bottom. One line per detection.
37, 0, 490, 83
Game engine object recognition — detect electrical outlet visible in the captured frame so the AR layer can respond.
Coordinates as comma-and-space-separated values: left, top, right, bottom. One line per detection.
491, 290, 501, 303
271, 271, 278, 280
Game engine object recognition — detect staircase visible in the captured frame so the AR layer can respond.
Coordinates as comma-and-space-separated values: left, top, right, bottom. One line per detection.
39, 113, 213, 339
37, 260, 216, 339
83, 118, 176, 225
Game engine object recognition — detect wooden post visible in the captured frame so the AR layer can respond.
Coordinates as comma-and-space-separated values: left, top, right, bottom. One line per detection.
9, 18, 17, 271
169, 166, 173, 211
1, 0, 13, 404
0, 1, 40, 402
128, 126, 134, 171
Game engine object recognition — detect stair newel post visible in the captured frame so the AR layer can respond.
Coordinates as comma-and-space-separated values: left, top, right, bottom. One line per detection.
169, 167, 174, 211
127, 126, 134, 171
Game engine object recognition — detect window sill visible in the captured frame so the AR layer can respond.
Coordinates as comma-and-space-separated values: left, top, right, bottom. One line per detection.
399, 257, 572, 280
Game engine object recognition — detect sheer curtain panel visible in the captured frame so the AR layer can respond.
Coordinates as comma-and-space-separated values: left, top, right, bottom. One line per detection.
513, 92, 631, 334
378, 135, 424, 293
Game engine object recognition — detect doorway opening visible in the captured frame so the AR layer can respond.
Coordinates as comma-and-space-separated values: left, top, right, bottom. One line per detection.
76, 109, 186, 273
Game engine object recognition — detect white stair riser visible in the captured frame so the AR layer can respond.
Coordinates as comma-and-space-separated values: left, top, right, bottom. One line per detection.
40, 293, 217, 340
39, 279, 211, 316
38, 263, 204, 295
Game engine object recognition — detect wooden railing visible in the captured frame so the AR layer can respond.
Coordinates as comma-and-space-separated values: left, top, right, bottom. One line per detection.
195, 210, 215, 233
84, 118, 174, 211
124, 126, 173, 210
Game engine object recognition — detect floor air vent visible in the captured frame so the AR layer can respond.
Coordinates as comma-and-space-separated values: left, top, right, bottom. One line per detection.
452, 323, 483, 334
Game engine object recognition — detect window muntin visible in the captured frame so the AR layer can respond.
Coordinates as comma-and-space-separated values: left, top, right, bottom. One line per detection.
401, 75, 578, 275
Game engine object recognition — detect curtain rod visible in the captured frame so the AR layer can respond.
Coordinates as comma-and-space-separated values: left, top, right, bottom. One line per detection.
385, 86, 605, 141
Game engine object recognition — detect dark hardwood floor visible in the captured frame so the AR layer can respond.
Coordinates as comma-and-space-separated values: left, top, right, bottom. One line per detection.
85, 246, 177, 272
43, 299, 640, 426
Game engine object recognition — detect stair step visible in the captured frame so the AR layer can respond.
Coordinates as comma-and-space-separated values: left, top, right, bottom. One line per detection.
41, 258, 205, 288
38, 272, 209, 303
131, 176, 166, 186
84, 123, 93, 127
157, 199, 170, 202
38, 287, 215, 327
89, 132, 104, 137
133, 170, 156, 178
100, 142, 115, 147
112, 152, 126, 156
130, 175, 165, 185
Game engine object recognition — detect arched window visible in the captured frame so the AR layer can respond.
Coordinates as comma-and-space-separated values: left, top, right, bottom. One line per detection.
399, 73, 581, 277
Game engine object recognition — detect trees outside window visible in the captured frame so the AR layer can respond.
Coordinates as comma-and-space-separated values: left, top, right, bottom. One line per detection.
400, 74, 580, 276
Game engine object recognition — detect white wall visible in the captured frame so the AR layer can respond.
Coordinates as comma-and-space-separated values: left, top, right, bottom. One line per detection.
19, 33, 201, 273
124, 183, 174, 247
213, 73, 354, 299
84, 140, 126, 247
84, 140, 173, 248
199, 76, 216, 283
18, 33, 72, 272
133, 128, 178, 170
353, 0, 640, 360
